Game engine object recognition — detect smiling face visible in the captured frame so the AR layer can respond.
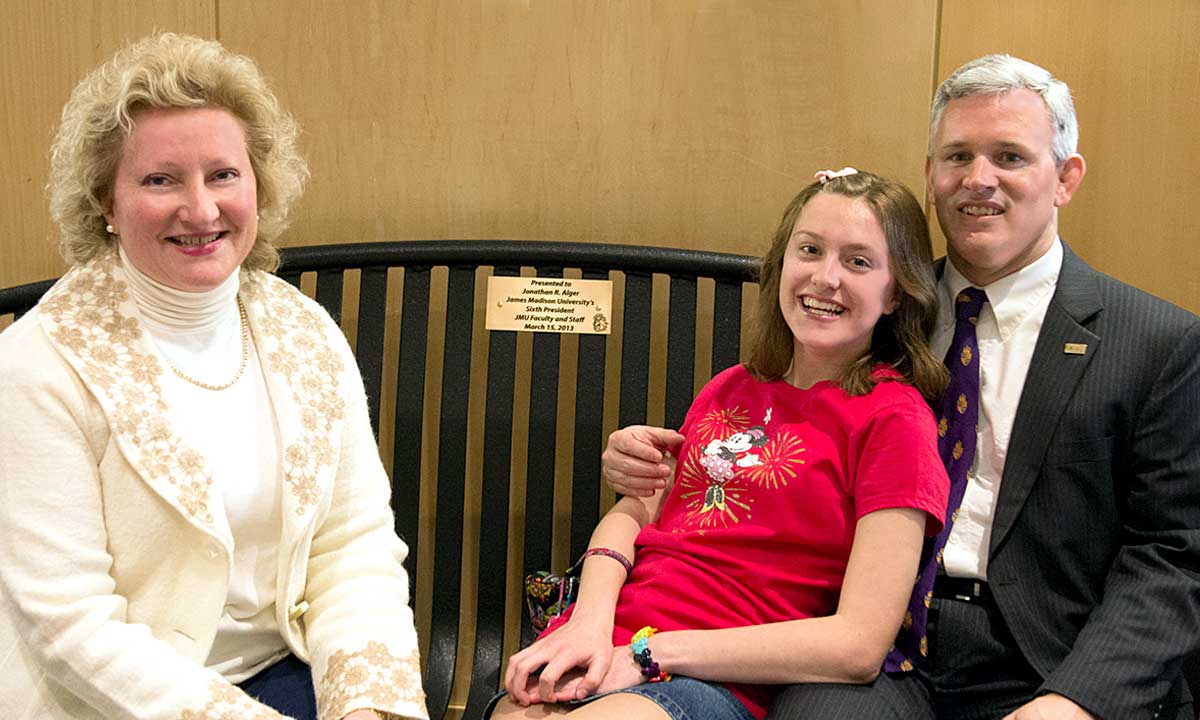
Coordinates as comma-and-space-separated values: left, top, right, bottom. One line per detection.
926, 89, 1085, 287
779, 192, 897, 374
104, 106, 258, 292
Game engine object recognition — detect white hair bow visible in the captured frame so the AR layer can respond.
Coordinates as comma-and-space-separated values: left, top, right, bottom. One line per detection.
814, 167, 859, 183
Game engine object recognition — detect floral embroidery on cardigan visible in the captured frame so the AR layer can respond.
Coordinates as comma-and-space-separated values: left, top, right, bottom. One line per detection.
241, 274, 346, 516
38, 252, 217, 526
317, 641, 425, 719
38, 251, 349, 527
179, 679, 286, 720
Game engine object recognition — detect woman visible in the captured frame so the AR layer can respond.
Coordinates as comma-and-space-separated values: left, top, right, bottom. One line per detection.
0, 34, 426, 720
490, 170, 949, 720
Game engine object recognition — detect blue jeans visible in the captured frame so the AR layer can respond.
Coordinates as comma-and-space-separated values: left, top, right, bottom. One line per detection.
485, 677, 755, 720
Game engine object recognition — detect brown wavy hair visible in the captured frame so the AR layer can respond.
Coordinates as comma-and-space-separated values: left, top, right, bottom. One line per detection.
48, 32, 308, 272
745, 171, 947, 402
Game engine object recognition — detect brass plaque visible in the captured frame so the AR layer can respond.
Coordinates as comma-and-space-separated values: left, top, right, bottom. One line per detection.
485, 276, 613, 335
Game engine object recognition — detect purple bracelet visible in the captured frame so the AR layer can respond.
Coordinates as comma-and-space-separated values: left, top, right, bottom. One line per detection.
576, 547, 633, 575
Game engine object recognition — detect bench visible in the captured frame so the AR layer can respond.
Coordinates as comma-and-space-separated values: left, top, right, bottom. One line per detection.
6, 241, 1196, 720
0, 240, 760, 719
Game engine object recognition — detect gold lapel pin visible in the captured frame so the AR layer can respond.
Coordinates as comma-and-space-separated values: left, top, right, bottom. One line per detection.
1063, 342, 1088, 355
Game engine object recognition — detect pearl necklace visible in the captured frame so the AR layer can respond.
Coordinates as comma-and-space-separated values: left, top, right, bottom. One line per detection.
165, 297, 250, 391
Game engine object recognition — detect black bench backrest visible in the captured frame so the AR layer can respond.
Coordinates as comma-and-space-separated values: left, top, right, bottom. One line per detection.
1, 240, 759, 719
0, 279, 54, 325
278, 241, 757, 718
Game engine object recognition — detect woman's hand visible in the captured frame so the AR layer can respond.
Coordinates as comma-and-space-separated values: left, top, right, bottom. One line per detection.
602, 426, 684, 497
504, 615, 616, 705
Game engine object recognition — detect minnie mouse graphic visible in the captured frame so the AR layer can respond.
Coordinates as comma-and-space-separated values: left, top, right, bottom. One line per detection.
698, 426, 770, 512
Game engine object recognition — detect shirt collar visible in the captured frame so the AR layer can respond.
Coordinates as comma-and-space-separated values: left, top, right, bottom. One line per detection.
940, 238, 1063, 341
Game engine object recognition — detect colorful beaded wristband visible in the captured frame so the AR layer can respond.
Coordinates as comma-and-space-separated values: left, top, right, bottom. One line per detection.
630, 626, 672, 683
577, 547, 633, 575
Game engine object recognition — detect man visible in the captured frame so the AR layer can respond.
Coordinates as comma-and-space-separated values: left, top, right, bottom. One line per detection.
602, 55, 1200, 719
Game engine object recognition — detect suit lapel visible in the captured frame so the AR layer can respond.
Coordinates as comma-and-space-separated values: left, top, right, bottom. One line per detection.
989, 245, 1103, 554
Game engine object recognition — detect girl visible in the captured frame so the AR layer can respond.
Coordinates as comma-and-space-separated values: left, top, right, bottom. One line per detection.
491, 169, 949, 720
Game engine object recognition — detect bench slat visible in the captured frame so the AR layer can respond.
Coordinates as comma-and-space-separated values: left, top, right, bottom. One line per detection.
424, 266, 477, 719
466, 290, 520, 718
394, 266, 431, 577
354, 266, 389, 433
617, 272, 652, 430
665, 275, 699, 430
712, 277, 745, 379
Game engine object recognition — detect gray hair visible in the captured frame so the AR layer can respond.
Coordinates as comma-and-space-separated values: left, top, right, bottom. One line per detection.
929, 54, 1079, 166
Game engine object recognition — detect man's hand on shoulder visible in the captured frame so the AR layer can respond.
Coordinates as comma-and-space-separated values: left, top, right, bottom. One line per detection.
1003, 693, 1097, 720
601, 425, 684, 497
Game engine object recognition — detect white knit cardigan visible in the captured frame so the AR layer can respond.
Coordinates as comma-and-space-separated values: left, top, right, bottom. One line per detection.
0, 249, 427, 720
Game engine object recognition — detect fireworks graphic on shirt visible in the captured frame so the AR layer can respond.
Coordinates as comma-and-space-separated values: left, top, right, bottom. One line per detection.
738, 430, 806, 489
674, 406, 805, 528
694, 405, 751, 439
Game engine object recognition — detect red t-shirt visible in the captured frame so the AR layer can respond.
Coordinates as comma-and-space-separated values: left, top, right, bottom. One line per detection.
548, 364, 948, 718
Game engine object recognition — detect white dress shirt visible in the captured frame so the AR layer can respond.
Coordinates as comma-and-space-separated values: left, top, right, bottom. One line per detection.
935, 239, 1063, 579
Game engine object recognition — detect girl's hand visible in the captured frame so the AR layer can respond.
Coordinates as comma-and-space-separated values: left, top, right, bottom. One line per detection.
592, 644, 645, 693
511, 644, 645, 705
503, 616, 615, 705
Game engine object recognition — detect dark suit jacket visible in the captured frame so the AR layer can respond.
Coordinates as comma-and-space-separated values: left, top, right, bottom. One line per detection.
979, 244, 1200, 718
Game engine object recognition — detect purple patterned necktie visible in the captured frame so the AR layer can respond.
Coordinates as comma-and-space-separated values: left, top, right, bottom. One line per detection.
885, 286, 988, 672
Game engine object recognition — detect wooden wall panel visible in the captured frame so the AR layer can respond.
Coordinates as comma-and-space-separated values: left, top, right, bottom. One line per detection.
6, 1, 1196, 315
0, 1, 215, 289
217, 0, 936, 260
937, 0, 1200, 312
4, 1, 937, 287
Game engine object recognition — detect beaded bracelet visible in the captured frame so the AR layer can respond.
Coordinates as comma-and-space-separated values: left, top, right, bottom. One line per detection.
577, 547, 633, 575
630, 626, 672, 683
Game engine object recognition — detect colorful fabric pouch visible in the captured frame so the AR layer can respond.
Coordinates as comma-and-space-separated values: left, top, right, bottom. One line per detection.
523, 566, 580, 632
523, 548, 632, 632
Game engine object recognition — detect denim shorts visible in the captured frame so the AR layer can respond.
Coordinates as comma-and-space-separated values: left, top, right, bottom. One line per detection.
484, 677, 755, 720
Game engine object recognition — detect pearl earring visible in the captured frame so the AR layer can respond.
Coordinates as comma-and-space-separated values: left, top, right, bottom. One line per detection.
106, 224, 116, 235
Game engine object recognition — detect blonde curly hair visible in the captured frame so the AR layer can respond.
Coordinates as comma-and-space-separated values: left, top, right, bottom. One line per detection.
48, 32, 308, 272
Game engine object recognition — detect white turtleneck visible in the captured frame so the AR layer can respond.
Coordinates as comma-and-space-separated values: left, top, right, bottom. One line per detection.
118, 247, 288, 681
